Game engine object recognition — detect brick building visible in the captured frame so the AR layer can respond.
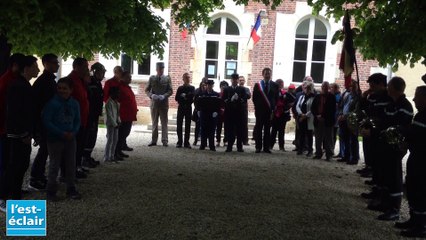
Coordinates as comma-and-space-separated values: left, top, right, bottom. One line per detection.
60, 0, 384, 124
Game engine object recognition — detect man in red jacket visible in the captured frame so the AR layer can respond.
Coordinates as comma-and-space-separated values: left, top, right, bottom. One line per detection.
67, 58, 90, 178
116, 71, 138, 159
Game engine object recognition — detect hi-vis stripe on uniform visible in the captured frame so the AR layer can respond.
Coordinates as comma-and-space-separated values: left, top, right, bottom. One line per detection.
385, 108, 414, 116
413, 120, 426, 128
374, 102, 388, 107
390, 192, 403, 197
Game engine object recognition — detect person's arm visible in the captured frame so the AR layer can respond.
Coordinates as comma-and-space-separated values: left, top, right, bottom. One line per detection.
398, 101, 414, 130
187, 86, 195, 103
42, 102, 65, 139
306, 97, 314, 118
145, 76, 153, 98
72, 101, 81, 136
296, 96, 304, 115
252, 83, 259, 104
105, 101, 118, 128
245, 87, 252, 100
239, 87, 248, 101
103, 81, 110, 102
175, 86, 182, 102
164, 76, 173, 98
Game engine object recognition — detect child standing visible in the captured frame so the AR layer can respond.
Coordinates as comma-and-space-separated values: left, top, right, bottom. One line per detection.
43, 78, 81, 201
104, 87, 120, 163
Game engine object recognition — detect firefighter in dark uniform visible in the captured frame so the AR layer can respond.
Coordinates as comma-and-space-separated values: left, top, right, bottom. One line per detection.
83, 62, 105, 167
223, 73, 247, 152
359, 73, 389, 205
375, 77, 413, 221
396, 85, 426, 237
175, 73, 195, 148
196, 80, 220, 151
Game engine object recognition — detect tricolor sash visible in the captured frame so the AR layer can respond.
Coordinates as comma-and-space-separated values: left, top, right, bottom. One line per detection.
256, 81, 271, 109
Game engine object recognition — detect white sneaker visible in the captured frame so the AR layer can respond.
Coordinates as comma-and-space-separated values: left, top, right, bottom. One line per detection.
0, 200, 6, 213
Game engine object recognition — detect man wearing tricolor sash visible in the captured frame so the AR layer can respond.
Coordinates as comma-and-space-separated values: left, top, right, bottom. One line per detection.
252, 68, 278, 153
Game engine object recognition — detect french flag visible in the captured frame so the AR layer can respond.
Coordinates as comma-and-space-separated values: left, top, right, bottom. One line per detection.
250, 12, 262, 45
181, 23, 190, 39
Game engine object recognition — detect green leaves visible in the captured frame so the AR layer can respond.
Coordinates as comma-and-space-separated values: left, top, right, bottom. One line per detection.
3, 0, 422, 70
0, 0, 167, 62
0, 0, 299, 63
308, 0, 426, 69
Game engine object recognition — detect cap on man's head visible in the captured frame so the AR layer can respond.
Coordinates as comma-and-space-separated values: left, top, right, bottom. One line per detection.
156, 62, 165, 69
288, 84, 296, 89
231, 73, 239, 79
367, 73, 387, 86
206, 79, 215, 85
91, 62, 106, 72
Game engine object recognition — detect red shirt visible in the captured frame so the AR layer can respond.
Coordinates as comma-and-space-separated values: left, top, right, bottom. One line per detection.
275, 89, 287, 118
0, 70, 18, 135
69, 71, 89, 127
103, 77, 121, 102
119, 83, 138, 122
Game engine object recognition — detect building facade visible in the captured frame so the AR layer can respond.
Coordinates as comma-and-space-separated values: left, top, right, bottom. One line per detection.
60, 0, 387, 123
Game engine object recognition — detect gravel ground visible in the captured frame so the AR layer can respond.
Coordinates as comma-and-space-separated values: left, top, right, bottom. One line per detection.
0, 126, 413, 240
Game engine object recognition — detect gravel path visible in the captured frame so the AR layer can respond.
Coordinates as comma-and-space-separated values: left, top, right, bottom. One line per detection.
0, 126, 411, 239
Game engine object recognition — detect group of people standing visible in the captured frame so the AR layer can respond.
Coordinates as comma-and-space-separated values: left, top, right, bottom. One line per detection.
0, 54, 138, 207
1, 54, 425, 238
354, 73, 426, 238
148, 66, 297, 154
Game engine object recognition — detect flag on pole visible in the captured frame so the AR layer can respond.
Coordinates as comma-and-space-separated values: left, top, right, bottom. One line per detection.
339, 11, 356, 88
249, 11, 262, 45
181, 23, 190, 39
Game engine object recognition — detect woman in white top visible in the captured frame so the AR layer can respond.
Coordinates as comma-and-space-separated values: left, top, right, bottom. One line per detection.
296, 82, 315, 156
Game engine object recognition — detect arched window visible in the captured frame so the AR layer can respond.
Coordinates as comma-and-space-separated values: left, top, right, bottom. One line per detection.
292, 17, 327, 83
204, 16, 241, 80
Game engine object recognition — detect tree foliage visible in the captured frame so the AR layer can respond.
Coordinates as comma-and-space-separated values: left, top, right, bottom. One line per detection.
308, 0, 426, 69
0, 0, 283, 63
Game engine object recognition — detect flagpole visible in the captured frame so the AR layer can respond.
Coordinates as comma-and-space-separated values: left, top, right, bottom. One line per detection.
354, 54, 361, 94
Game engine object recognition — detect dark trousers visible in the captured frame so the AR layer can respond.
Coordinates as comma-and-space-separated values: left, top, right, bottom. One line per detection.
377, 145, 405, 211
30, 134, 48, 181
83, 116, 99, 158
242, 105, 249, 144
177, 106, 192, 146
0, 135, 8, 199
254, 111, 272, 151
294, 119, 301, 149
270, 115, 287, 149
194, 119, 201, 143
200, 112, 216, 149
0, 135, 7, 182
363, 136, 373, 167
225, 114, 243, 150
216, 115, 227, 143
337, 125, 346, 157
47, 139, 76, 194
382, 145, 405, 194
406, 153, 426, 212
370, 139, 384, 186
0, 138, 31, 200
314, 120, 334, 158
341, 121, 359, 162
298, 120, 313, 153
75, 127, 88, 168
117, 121, 132, 153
